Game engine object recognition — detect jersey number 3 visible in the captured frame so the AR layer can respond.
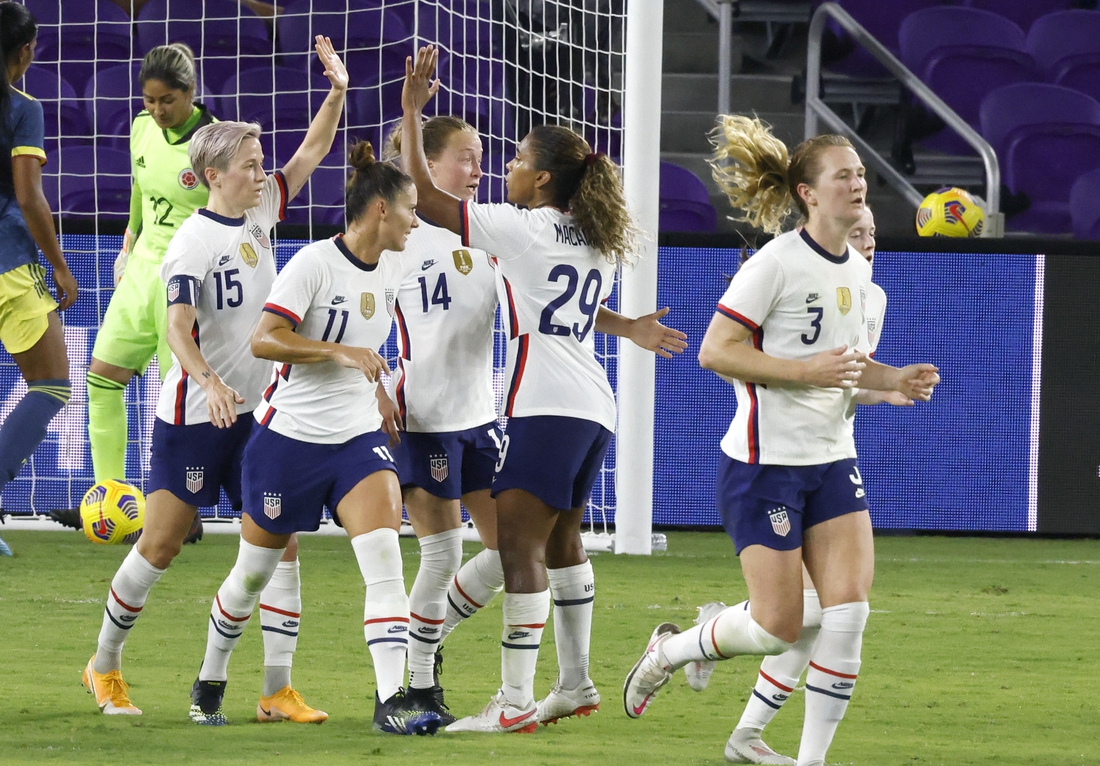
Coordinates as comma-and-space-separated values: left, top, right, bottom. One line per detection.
802, 306, 823, 345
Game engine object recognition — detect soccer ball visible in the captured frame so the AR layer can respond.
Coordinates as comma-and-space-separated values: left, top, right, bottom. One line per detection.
79, 480, 145, 545
915, 187, 985, 237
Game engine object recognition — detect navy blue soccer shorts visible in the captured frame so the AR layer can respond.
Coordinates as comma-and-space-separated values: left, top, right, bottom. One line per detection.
395, 421, 502, 500
241, 425, 398, 534
491, 415, 611, 512
717, 454, 870, 554
148, 416, 252, 509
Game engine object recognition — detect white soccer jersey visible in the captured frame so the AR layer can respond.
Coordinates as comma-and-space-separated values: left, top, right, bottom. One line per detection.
460, 200, 617, 432
716, 228, 872, 465
865, 280, 887, 354
390, 218, 498, 432
156, 171, 287, 425
254, 236, 403, 444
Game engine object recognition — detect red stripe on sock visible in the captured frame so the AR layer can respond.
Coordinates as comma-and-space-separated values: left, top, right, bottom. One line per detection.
259, 603, 301, 618
453, 578, 484, 609
758, 670, 795, 693
511, 623, 546, 629
215, 594, 251, 622
710, 618, 733, 660
108, 589, 143, 611
410, 612, 445, 625
364, 616, 410, 626
809, 661, 858, 680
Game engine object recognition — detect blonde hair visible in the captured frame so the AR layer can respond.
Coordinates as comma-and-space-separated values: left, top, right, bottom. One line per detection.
189, 121, 261, 188
384, 115, 477, 163
708, 115, 854, 235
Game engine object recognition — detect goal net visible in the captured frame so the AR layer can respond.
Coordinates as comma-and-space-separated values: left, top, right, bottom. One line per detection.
2, 0, 643, 550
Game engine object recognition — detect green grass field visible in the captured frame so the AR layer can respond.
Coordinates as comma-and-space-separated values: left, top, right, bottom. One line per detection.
1, 530, 1097, 765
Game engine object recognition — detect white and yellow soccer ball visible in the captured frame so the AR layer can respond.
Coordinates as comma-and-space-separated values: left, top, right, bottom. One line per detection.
915, 186, 985, 237
79, 480, 145, 545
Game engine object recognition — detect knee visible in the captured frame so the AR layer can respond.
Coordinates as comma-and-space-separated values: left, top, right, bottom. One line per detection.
138, 536, 181, 570
752, 609, 803, 646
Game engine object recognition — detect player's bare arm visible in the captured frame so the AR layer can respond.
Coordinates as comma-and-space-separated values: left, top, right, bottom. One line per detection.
12, 155, 76, 309
595, 306, 688, 359
857, 355, 939, 401
375, 382, 403, 444
699, 311, 864, 388
165, 303, 244, 428
252, 311, 387, 382
281, 36, 348, 199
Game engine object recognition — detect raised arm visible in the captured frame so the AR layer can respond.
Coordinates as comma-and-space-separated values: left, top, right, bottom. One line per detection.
280, 36, 348, 199
166, 302, 244, 427
13, 156, 76, 309
596, 306, 688, 359
251, 311, 388, 382
400, 45, 464, 234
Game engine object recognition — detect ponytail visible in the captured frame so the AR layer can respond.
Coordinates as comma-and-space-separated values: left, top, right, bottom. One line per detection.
345, 139, 412, 224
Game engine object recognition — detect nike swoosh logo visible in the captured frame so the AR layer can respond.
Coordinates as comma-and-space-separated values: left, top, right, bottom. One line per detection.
632, 696, 651, 716
498, 708, 536, 728
259, 706, 271, 716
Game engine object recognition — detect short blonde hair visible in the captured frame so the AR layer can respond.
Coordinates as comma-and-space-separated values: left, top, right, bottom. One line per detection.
189, 121, 262, 188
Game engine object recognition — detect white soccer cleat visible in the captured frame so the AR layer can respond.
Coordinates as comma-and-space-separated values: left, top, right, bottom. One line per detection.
622, 622, 680, 719
446, 690, 539, 733
684, 601, 727, 692
536, 680, 600, 724
724, 727, 796, 765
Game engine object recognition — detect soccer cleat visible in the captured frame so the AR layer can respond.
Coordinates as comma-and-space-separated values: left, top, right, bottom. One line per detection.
684, 601, 727, 692
183, 510, 203, 545
622, 622, 681, 719
536, 680, 601, 724
257, 686, 328, 724
446, 690, 539, 733
48, 507, 82, 530
189, 677, 228, 726
405, 684, 456, 726
724, 728, 796, 765
373, 689, 443, 735
0, 535, 11, 556
82, 656, 141, 715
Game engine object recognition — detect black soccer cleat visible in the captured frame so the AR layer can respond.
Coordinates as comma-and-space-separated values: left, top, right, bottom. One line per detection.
49, 507, 82, 530
373, 688, 443, 735
405, 684, 457, 726
189, 677, 228, 726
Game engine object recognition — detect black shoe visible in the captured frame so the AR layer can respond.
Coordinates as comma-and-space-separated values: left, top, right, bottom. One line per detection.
189, 677, 228, 726
183, 511, 203, 544
405, 684, 457, 726
49, 508, 82, 530
373, 689, 443, 735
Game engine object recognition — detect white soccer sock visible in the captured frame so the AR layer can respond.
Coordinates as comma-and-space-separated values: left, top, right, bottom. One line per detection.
738, 589, 823, 730
662, 600, 792, 670
500, 590, 550, 709
440, 547, 504, 641
352, 528, 410, 703
547, 560, 595, 690
797, 601, 869, 766
200, 539, 285, 682
407, 528, 463, 690
94, 546, 166, 673
260, 558, 301, 697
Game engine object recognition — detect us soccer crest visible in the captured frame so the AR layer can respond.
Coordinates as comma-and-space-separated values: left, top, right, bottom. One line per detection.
430, 455, 449, 483
185, 467, 204, 493
452, 249, 474, 275
167, 280, 180, 302
239, 242, 259, 268
249, 222, 271, 250
361, 292, 375, 320
263, 493, 282, 520
768, 507, 791, 537
836, 287, 852, 315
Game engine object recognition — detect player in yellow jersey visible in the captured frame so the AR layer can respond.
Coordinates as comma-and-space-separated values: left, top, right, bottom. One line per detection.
0, 2, 76, 555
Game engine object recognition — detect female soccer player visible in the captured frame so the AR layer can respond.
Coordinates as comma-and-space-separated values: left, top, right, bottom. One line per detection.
0, 2, 75, 556
401, 45, 686, 733
82, 37, 347, 722
622, 116, 939, 766
84, 42, 212, 488
188, 139, 441, 736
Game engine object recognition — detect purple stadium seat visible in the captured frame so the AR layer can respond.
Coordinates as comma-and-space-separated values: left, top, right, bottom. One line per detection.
1069, 168, 1100, 239
659, 162, 717, 233
43, 147, 131, 219
26, 0, 132, 82
980, 83, 1100, 233
1025, 10, 1100, 105
136, 0, 272, 57
416, 2, 496, 55
276, 1, 409, 59
20, 68, 89, 152
84, 63, 144, 149
900, 7, 1038, 154
822, 0, 943, 78
962, 0, 1076, 32
298, 162, 348, 226
220, 67, 329, 131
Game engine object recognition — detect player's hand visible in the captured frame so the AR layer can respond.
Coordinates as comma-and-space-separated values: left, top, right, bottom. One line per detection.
114, 227, 133, 286
52, 265, 78, 310
629, 307, 688, 359
332, 346, 387, 383
881, 389, 915, 407
893, 364, 939, 402
403, 45, 441, 114
377, 389, 404, 446
203, 377, 245, 429
314, 35, 348, 92
801, 345, 864, 388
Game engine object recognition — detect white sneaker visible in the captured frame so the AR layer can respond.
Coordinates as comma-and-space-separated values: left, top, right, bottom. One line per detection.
446, 690, 539, 733
684, 601, 727, 692
536, 680, 600, 724
724, 728, 796, 765
622, 622, 680, 719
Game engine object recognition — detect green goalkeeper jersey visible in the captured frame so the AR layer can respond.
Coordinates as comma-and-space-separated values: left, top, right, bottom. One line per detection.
128, 104, 215, 264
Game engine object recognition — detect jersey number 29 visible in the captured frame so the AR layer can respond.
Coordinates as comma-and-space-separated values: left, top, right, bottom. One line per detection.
540, 265, 602, 342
